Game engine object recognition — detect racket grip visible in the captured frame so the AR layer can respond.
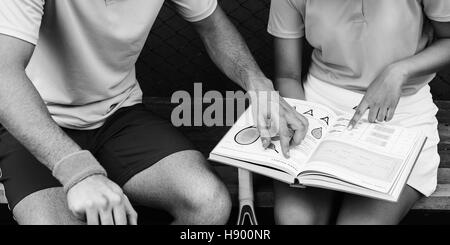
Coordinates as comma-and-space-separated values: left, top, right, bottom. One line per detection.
237, 168, 258, 225
238, 168, 254, 202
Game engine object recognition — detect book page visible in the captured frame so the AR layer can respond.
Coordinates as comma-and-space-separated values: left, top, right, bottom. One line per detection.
326, 116, 419, 158
303, 115, 422, 192
305, 140, 404, 192
210, 99, 338, 176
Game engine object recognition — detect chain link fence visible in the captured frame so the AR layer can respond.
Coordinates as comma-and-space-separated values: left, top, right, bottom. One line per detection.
136, 0, 450, 99
136, 0, 271, 97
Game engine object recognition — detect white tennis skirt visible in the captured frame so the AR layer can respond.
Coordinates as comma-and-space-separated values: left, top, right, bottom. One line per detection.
304, 75, 440, 197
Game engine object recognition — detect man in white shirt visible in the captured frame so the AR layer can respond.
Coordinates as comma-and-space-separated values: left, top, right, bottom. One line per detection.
0, 0, 308, 225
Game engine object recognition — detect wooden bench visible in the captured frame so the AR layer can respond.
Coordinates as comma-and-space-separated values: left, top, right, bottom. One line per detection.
2, 97, 450, 211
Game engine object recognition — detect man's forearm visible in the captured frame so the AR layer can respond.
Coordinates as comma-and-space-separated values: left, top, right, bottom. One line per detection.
0, 69, 82, 170
193, 7, 309, 157
194, 6, 271, 91
0, 34, 107, 193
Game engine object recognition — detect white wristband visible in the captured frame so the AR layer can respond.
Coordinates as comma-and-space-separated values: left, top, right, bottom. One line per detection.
52, 150, 107, 193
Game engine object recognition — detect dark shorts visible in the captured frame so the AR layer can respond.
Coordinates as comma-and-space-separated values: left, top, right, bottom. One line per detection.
0, 104, 195, 210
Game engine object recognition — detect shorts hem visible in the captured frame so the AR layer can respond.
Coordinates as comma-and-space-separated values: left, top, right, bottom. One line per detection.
8, 185, 62, 211
114, 147, 198, 187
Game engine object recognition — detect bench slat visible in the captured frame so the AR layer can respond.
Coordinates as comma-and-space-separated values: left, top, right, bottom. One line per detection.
438, 168, 450, 184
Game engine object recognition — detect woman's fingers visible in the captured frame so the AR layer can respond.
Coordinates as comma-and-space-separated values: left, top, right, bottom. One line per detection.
386, 107, 395, 121
377, 106, 388, 122
368, 105, 379, 123
386, 99, 399, 122
349, 100, 369, 129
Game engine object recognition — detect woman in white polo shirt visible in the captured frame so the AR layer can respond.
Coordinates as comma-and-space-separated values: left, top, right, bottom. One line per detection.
268, 0, 450, 225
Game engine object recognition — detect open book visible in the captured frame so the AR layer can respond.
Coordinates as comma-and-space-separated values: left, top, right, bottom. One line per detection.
209, 99, 427, 202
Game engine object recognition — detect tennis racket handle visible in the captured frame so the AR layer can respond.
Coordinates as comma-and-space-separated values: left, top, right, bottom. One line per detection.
238, 168, 254, 201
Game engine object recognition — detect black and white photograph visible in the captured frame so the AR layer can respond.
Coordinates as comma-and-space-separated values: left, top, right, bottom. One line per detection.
0, 0, 450, 234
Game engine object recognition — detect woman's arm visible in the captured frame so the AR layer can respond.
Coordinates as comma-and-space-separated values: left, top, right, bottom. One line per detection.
274, 37, 306, 100
349, 21, 450, 128
394, 21, 450, 82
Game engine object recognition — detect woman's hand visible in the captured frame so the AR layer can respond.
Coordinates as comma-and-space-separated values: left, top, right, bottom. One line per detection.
348, 65, 407, 129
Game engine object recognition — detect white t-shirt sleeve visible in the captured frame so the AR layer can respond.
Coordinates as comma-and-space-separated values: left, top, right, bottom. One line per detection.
268, 0, 305, 39
0, 0, 45, 45
171, 0, 218, 22
423, 0, 450, 22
